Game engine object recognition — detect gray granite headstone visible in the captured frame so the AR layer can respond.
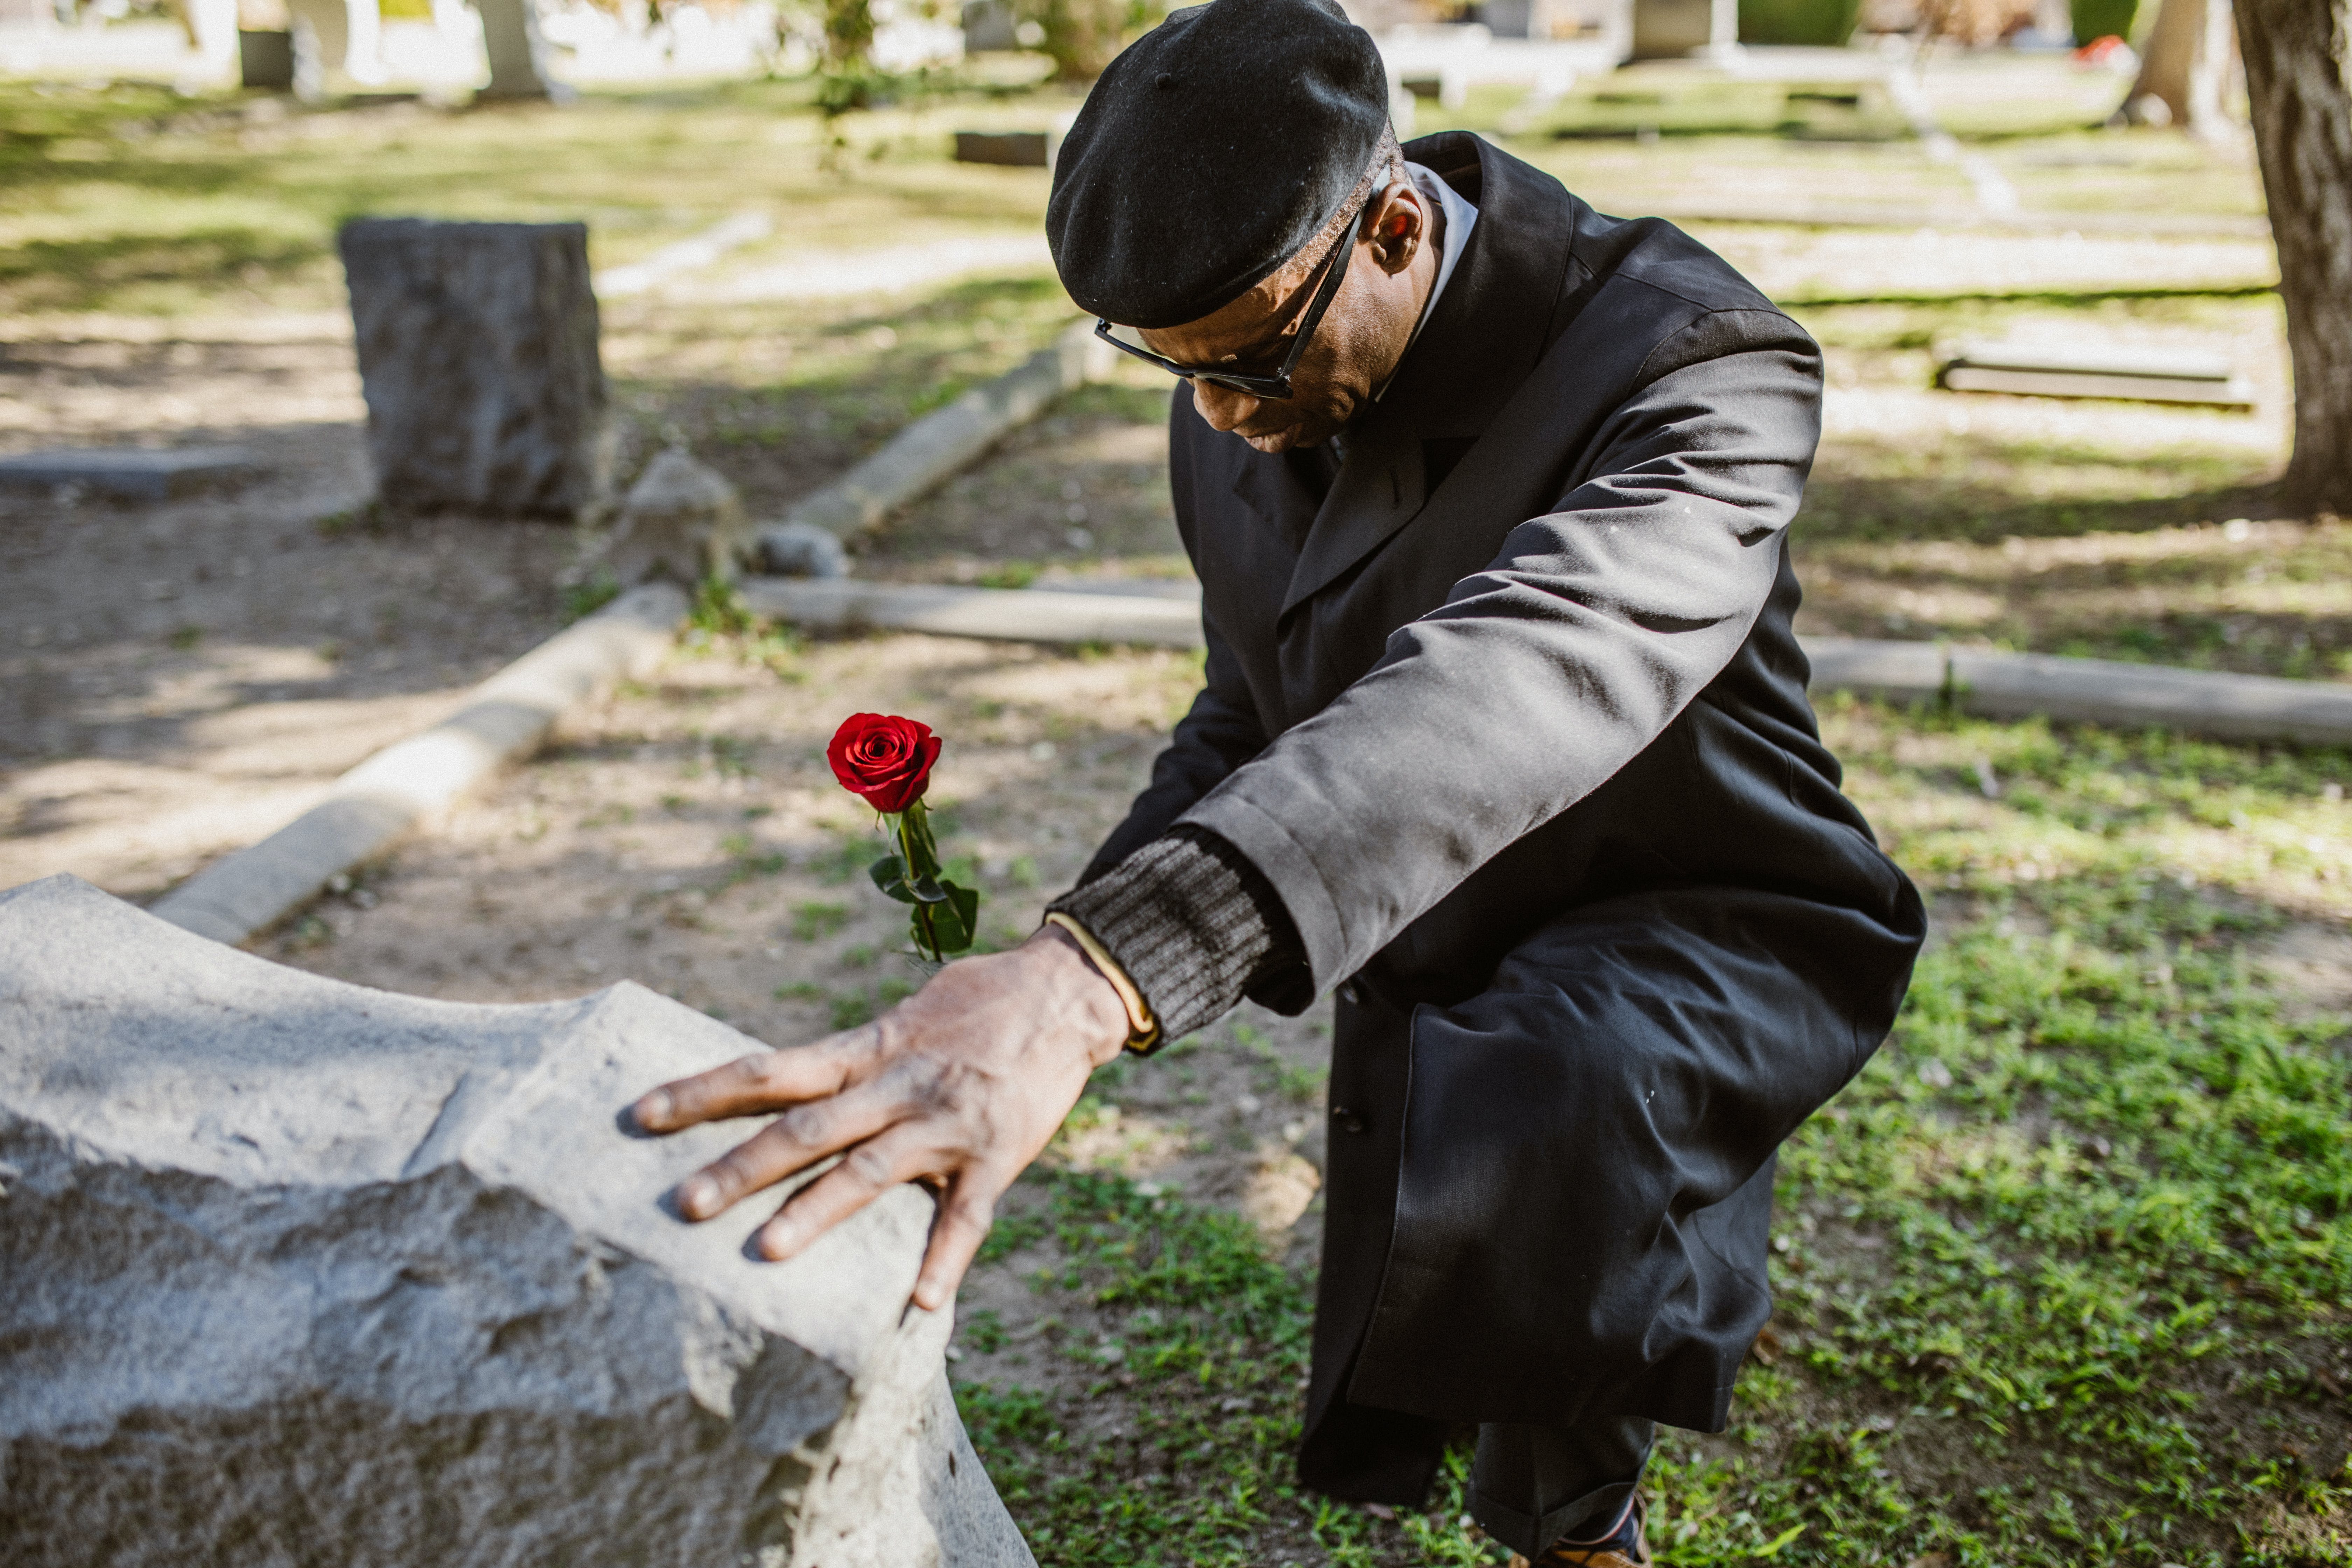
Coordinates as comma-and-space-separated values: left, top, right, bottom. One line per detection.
0, 874, 1035, 1568
239, 29, 295, 90
339, 218, 610, 519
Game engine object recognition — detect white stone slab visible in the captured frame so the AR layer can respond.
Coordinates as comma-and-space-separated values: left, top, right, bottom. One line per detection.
1800, 635, 1950, 703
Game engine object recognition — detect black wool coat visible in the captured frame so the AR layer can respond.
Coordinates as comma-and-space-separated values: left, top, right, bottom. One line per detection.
1083, 132, 1926, 1500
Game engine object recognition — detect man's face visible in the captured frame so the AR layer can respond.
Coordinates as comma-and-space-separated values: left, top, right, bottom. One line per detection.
1135, 178, 1434, 455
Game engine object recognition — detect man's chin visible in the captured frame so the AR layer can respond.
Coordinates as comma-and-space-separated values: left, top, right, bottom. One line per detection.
1239, 423, 1334, 455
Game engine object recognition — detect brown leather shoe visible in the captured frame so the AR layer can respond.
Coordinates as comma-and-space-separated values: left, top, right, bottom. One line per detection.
1505, 1498, 1650, 1567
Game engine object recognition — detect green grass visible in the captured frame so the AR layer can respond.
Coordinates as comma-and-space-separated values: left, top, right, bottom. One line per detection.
0, 75, 1062, 317
958, 705, 2352, 1565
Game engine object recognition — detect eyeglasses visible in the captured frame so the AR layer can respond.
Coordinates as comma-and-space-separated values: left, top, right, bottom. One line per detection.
1093, 192, 1376, 402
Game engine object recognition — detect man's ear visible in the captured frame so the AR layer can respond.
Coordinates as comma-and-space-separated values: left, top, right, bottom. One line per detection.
1364, 180, 1427, 277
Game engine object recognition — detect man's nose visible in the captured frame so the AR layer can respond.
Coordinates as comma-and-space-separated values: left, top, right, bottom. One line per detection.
1188, 380, 1261, 433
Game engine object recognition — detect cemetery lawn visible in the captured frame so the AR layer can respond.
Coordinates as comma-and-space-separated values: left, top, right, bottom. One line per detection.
6, 66, 2344, 1561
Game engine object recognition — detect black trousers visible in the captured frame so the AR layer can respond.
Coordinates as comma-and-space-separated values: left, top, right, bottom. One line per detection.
1474, 1415, 1653, 1554
1294, 885, 1923, 1541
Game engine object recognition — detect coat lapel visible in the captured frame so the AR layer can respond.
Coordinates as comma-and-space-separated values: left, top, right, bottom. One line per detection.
1230, 440, 1321, 559
1276, 133, 1579, 618
1280, 405, 1427, 616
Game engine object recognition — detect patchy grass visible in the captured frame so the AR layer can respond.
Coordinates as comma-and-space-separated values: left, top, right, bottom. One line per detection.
955, 701, 2352, 1566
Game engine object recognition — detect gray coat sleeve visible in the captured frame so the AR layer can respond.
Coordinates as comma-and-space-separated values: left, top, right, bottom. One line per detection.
1179, 309, 1824, 990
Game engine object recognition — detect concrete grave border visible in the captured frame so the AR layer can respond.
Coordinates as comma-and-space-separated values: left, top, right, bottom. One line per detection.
779, 319, 1116, 539
743, 582, 2352, 748
0, 445, 256, 499
151, 582, 689, 945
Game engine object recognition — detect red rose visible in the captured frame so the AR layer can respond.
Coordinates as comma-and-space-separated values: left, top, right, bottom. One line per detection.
827, 713, 942, 814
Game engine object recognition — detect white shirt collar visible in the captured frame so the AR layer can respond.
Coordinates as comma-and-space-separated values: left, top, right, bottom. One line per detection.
1404, 161, 1478, 353
1374, 160, 1479, 401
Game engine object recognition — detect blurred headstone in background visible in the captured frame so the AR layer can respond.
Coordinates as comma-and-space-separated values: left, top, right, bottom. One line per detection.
234, 0, 293, 88
2123, 0, 2241, 138
597, 448, 749, 586
960, 0, 1019, 52
286, 0, 385, 96
1632, 0, 1738, 57
954, 129, 1053, 167
238, 25, 294, 86
340, 218, 610, 519
477, 0, 559, 99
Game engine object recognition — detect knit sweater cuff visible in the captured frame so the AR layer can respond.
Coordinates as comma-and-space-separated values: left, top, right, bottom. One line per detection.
1048, 826, 1297, 1042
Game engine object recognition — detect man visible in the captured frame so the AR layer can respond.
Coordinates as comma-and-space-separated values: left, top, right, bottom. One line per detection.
630, 0, 1925, 1559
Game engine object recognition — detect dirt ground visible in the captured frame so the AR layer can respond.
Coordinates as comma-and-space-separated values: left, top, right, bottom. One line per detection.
0, 324, 590, 899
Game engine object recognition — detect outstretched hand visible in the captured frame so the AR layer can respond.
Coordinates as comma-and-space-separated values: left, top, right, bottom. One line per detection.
631, 926, 1131, 1311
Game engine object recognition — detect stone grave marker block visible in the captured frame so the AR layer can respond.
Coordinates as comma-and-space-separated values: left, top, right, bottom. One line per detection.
953, 130, 1051, 168
339, 217, 610, 519
597, 448, 749, 586
239, 28, 295, 88
0, 874, 1036, 1568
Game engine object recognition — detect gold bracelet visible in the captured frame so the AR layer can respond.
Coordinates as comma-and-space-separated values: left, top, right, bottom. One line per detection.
1043, 912, 1163, 1054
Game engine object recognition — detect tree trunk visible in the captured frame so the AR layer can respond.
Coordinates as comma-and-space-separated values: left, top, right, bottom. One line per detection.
2239, 0, 2352, 512
2125, 0, 2240, 136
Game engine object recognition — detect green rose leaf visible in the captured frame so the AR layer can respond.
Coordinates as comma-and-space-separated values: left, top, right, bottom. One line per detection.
943, 881, 979, 953
870, 854, 917, 904
919, 879, 978, 955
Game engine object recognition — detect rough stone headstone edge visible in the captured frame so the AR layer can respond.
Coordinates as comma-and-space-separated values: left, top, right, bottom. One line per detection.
0, 873, 1040, 1568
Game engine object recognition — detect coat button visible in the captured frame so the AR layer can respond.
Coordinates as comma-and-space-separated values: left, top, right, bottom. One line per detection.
1338, 981, 1360, 1005
1331, 1106, 1365, 1135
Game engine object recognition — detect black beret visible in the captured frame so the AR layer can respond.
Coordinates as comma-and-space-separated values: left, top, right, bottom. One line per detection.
1046, 0, 1390, 330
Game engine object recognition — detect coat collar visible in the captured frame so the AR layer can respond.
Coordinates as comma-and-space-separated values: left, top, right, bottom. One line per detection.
1272, 134, 1579, 616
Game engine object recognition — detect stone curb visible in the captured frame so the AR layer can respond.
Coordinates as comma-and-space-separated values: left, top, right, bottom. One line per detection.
149, 582, 690, 945
1653, 202, 2274, 241
741, 583, 2352, 749
736, 577, 1205, 648
1948, 647, 2352, 746
781, 318, 1117, 539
